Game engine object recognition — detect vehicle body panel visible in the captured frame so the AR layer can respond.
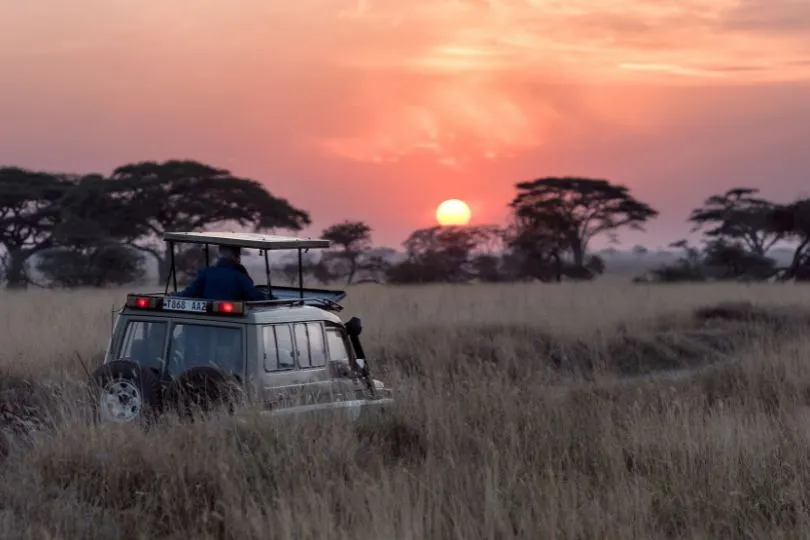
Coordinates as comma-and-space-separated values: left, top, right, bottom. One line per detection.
105, 299, 393, 419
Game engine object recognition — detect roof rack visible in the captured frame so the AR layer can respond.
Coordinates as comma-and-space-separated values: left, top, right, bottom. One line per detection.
162, 231, 330, 251
246, 297, 344, 312
160, 230, 333, 301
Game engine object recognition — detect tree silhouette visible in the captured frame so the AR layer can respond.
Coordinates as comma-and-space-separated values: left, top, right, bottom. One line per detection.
36, 245, 146, 288
37, 174, 150, 288
701, 239, 777, 280
389, 225, 499, 283
6, 157, 810, 288
645, 240, 706, 282
509, 177, 658, 267
110, 160, 311, 283
359, 247, 396, 283
501, 221, 565, 281
689, 187, 782, 255
0, 168, 71, 288
321, 220, 373, 284
767, 199, 810, 280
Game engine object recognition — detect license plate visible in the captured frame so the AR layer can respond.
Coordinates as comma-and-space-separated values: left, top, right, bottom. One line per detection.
162, 297, 208, 313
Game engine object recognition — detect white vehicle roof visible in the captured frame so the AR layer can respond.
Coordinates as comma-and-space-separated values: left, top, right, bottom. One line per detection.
163, 231, 330, 251
250, 304, 343, 325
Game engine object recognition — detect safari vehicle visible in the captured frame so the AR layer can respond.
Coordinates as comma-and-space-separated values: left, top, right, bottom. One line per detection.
89, 231, 394, 424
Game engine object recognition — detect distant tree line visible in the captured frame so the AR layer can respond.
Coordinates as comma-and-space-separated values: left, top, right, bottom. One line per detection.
637, 188, 810, 283
0, 160, 807, 289
235, 176, 659, 286
0, 161, 310, 289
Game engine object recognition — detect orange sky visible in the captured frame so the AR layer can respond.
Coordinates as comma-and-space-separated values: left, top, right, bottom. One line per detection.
2, 0, 810, 249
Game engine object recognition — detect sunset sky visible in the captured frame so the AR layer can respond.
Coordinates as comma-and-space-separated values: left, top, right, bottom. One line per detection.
2, 0, 809, 249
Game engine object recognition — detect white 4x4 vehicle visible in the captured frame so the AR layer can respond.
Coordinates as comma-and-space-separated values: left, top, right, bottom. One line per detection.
89, 231, 394, 424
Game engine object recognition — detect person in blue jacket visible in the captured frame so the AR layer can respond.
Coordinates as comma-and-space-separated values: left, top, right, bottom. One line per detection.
175, 245, 268, 301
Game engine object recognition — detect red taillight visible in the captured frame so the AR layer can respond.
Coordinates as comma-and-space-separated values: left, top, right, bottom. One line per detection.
126, 295, 156, 310
212, 300, 244, 314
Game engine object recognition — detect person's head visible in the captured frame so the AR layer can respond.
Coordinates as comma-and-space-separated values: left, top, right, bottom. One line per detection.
218, 245, 241, 263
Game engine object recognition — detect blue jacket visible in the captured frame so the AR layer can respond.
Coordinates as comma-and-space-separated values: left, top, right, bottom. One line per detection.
176, 259, 267, 302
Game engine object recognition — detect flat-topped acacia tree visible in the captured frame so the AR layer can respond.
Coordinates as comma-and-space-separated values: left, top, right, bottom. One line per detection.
508, 177, 659, 267
689, 187, 783, 256
321, 220, 373, 285
767, 198, 810, 280
109, 160, 311, 284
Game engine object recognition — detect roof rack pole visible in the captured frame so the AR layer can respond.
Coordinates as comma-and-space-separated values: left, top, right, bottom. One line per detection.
163, 240, 177, 294
170, 240, 178, 292
263, 249, 272, 293
297, 248, 304, 299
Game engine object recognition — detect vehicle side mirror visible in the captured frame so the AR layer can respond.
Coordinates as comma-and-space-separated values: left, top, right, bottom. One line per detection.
345, 317, 362, 336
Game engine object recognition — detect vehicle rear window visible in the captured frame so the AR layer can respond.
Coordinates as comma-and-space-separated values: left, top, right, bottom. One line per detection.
167, 324, 243, 377
118, 320, 167, 373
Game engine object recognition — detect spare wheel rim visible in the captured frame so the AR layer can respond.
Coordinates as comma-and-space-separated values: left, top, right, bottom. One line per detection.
99, 380, 144, 422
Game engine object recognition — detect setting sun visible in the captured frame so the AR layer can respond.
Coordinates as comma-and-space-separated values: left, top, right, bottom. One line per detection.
436, 199, 471, 226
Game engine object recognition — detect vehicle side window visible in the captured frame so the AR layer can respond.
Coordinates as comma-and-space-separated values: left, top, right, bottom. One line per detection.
307, 322, 327, 368
293, 323, 311, 368
292, 323, 327, 369
325, 327, 351, 363
263, 324, 295, 372
118, 320, 167, 372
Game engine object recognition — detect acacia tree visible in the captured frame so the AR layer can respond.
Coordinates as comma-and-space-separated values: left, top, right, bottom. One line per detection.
37, 245, 146, 288
359, 247, 396, 283
767, 199, 810, 280
321, 220, 373, 284
36, 174, 148, 288
701, 239, 777, 280
501, 213, 569, 281
388, 225, 500, 283
689, 187, 782, 256
110, 160, 311, 284
0, 167, 71, 288
509, 177, 658, 267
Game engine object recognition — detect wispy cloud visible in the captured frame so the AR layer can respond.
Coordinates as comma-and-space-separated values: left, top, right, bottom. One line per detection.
722, 0, 810, 33
619, 63, 728, 78
315, 0, 810, 164
1, 0, 809, 169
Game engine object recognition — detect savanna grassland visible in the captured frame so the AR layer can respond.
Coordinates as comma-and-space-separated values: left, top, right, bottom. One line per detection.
3, 283, 810, 539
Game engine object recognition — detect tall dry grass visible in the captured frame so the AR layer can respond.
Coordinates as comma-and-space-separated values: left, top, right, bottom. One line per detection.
2, 282, 810, 538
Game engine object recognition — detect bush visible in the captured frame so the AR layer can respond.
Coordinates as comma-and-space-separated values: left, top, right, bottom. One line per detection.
36, 244, 145, 288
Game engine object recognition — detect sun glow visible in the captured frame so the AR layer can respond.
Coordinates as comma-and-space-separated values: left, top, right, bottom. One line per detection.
436, 199, 471, 226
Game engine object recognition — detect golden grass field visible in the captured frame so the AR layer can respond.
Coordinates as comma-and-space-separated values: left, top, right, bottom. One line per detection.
3, 282, 810, 539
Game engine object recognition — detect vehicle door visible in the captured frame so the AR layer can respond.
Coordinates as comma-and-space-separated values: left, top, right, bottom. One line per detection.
260, 321, 330, 408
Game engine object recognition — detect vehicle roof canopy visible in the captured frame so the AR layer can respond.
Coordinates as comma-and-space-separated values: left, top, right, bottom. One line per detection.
159, 230, 340, 304
162, 231, 330, 251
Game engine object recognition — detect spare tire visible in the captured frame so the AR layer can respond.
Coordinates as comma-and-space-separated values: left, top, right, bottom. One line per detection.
166, 366, 244, 420
90, 360, 163, 424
